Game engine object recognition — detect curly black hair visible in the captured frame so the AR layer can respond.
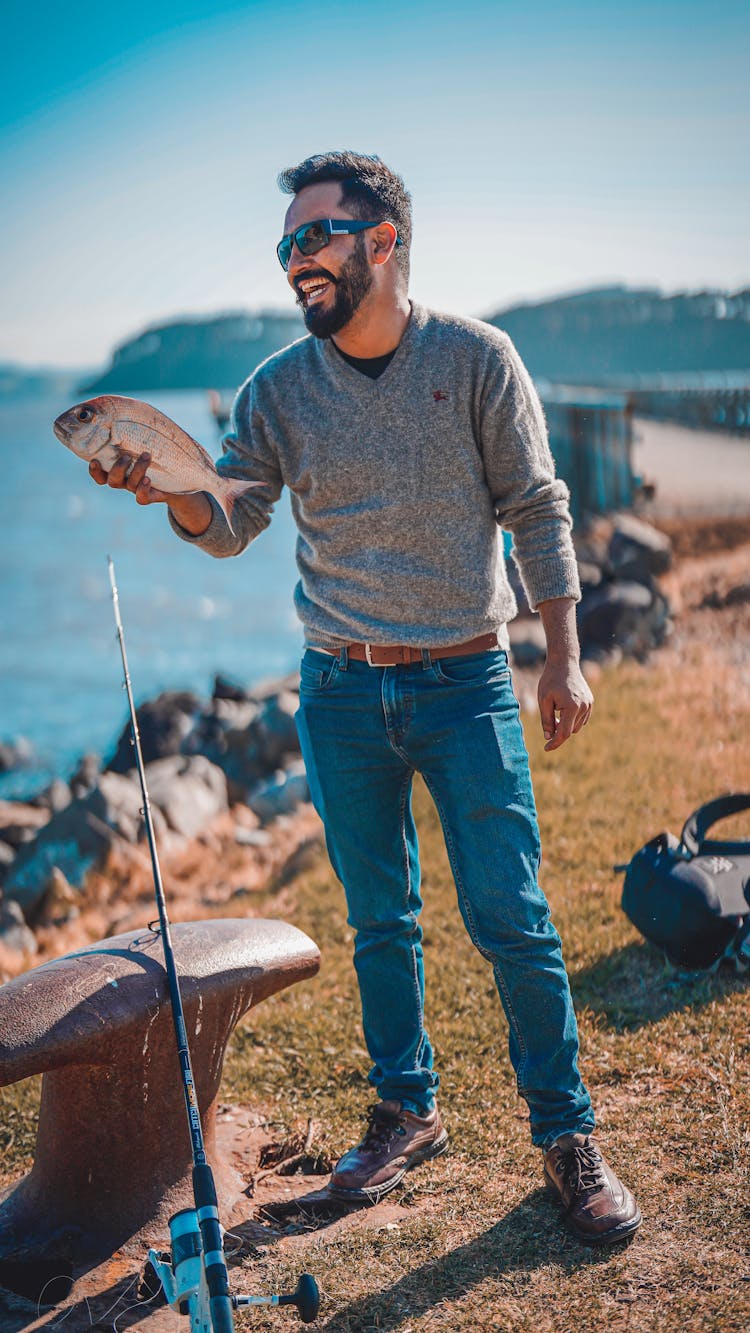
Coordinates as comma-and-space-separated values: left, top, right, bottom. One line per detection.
277, 151, 412, 282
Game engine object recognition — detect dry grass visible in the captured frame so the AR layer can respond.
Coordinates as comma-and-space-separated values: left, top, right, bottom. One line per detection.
221, 619, 750, 1330
2, 537, 749, 1331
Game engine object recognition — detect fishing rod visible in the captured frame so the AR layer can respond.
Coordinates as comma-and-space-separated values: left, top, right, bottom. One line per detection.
107, 557, 320, 1330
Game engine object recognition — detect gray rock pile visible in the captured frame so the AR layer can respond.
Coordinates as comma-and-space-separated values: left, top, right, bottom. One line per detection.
509, 513, 674, 668
0, 673, 309, 954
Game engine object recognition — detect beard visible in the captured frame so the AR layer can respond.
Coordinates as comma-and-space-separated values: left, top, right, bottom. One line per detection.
296, 235, 373, 339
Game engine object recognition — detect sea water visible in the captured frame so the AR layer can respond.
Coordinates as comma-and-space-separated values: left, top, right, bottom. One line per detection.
0, 389, 301, 797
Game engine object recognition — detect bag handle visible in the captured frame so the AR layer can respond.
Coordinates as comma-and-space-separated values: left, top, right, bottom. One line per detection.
680, 793, 750, 857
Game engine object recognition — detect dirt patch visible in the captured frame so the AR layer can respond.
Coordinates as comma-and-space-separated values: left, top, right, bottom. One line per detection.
650, 513, 750, 558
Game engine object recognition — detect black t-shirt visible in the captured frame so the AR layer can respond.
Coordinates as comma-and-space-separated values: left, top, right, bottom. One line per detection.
333, 342, 397, 380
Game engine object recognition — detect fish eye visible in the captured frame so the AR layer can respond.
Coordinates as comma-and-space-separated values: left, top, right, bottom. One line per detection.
76, 407, 93, 422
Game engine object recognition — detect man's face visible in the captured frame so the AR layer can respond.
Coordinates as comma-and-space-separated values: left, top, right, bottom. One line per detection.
282, 182, 374, 339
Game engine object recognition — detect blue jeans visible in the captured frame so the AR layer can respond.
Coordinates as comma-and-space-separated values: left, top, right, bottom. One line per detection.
295, 645, 594, 1148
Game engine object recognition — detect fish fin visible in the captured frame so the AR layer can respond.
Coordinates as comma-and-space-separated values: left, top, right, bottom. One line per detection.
212, 477, 265, 537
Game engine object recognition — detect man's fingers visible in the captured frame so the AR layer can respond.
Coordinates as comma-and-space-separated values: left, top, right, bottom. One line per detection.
126, 453, 151, 492
572, 702, 593, 734
134, 476, 168, 506
105, 455, 131, 488
544, 700, 592, 750
539, 696, 556, 743
89, 460, 107, 485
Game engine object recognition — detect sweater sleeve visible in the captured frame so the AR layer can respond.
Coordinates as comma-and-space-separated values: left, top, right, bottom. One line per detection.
479, 332, 581, 610
169, 373, 284, 558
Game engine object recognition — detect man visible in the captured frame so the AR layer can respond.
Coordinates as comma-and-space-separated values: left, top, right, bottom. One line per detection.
90, 151, 640, 1245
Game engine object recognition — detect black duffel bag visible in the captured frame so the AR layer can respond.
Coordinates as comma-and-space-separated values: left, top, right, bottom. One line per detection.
617, 793, 750, 972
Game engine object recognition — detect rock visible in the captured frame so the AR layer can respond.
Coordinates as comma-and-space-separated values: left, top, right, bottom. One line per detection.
69, 752, 101, 798
208, 699, 260, 732
106, 691, 201, 773
0, 737, 34, 773
701, 582, 750, 610
505, 558, 532, 618
0, 899, 38, 955
273, 836, 325, 887
142, 755, 228, 839
577, 560, 604, 591
578, 581, 671, 660
35, 866, 80, 927
234, 826, 273, 847
508, 618, 547, 668
0, 840, 15, 885
4, 771, 163, 915
253, 691, 301, 770
248, 673, 301, 702
0, 800, 50, 851
580, 644, 624, 670
247, 760, 309, 824
185, 701, 263, 800
608, 514, 672, 584
212, 673, 253, 702
30, 778, 72, 814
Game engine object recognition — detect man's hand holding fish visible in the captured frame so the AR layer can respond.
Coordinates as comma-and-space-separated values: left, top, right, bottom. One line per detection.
53, 393, 262, 536
87, 451, 213, 536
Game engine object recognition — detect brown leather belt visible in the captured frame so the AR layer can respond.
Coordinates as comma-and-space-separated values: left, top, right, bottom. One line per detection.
332, 632, 500, 667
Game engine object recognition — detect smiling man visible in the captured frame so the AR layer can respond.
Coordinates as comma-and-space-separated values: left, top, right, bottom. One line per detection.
90, 151, 640, 1245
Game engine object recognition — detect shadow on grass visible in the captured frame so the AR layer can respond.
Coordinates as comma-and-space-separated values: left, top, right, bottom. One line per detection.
0, 1191, 630, 1331
0, 1264, 163, 1331
314, 1188, 624, 1332
571, 941, 749, 1030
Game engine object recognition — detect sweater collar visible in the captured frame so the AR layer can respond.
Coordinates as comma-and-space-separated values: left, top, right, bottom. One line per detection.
319, 300, 425, 384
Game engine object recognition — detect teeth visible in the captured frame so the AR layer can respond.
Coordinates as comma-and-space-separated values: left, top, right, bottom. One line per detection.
299, 279, 328, 297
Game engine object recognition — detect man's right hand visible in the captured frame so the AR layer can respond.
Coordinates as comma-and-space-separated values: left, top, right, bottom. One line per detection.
88, 453, 213, 536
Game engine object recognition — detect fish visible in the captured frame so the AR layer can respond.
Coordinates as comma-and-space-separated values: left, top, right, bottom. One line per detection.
53, 394, 261, 535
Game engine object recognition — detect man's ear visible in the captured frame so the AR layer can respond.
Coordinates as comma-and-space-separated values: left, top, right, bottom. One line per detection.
370, 221, 399, 266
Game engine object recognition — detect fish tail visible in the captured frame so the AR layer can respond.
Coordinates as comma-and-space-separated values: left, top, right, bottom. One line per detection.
213, 477, 263, 537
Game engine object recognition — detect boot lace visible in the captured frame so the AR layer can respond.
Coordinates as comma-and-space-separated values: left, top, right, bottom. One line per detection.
556, 1141, 608, 1196
360, 1104, 406, 1153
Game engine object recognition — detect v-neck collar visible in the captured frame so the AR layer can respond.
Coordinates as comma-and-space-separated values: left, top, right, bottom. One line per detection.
320, 301, 423, 389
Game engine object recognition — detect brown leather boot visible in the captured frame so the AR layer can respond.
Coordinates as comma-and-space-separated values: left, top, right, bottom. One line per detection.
328, 1101, 449, 1203
543, 1133, 642, 1245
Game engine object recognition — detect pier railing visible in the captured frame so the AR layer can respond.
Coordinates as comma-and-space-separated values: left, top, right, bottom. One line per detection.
539, 386, 635, 523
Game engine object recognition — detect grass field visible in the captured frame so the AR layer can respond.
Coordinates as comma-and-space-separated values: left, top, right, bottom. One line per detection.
218, 631, 749, 1333
1, 564, 749, 1331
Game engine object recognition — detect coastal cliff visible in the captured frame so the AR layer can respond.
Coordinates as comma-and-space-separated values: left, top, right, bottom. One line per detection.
76, 287, 750, 396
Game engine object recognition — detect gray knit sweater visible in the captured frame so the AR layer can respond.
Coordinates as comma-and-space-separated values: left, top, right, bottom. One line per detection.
170, 302, 580, 649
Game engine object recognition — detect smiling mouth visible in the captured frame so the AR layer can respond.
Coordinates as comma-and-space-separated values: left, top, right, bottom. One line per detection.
296, 275, 335, 307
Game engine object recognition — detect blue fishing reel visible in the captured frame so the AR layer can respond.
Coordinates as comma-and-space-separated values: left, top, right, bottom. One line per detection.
149, 1209, 320, 1330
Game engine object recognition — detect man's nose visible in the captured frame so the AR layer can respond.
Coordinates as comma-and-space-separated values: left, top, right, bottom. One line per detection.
286, 241, 310, 280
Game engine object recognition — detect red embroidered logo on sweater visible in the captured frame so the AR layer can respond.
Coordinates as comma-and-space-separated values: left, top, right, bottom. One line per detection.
433, 390, 449, 402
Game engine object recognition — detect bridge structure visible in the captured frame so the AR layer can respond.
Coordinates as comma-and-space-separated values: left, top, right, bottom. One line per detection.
625, 380, 750, 435
539, 385, 635, 524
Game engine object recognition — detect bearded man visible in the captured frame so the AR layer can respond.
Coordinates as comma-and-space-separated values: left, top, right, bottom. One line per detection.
91, 151, 640, 1245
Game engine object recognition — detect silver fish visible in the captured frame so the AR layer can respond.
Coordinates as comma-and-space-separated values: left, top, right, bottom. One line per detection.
53, 394, 259, 534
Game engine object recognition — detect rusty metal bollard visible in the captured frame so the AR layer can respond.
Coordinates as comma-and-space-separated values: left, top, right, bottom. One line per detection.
0, 918, 319, 1262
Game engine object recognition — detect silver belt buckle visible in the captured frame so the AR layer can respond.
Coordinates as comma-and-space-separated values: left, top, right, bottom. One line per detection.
364, 643, 379, 666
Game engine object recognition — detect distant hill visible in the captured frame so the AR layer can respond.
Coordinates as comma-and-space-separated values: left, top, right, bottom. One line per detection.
487, 286, 750, 382
0, 364, 86, 399
81, 310, 304, 394
47, 285, 750, 397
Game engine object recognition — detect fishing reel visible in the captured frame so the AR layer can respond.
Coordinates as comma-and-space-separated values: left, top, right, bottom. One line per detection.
149, 1209, 320, 1330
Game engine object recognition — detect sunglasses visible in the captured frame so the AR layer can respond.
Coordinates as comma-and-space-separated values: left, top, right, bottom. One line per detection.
276, 218, 402, 271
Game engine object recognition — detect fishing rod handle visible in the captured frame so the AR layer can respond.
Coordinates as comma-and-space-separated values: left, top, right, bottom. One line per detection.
193, 1163, 235, 1333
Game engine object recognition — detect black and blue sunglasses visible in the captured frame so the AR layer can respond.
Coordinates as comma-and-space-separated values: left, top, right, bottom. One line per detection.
276, 218, 402, 271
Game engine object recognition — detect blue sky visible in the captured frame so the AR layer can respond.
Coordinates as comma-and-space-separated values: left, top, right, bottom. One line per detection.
3, 0, 748, 367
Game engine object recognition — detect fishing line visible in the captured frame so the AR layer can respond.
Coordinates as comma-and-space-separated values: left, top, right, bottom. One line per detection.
107, 556, 320, 1329
108, 555, 234, 1333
